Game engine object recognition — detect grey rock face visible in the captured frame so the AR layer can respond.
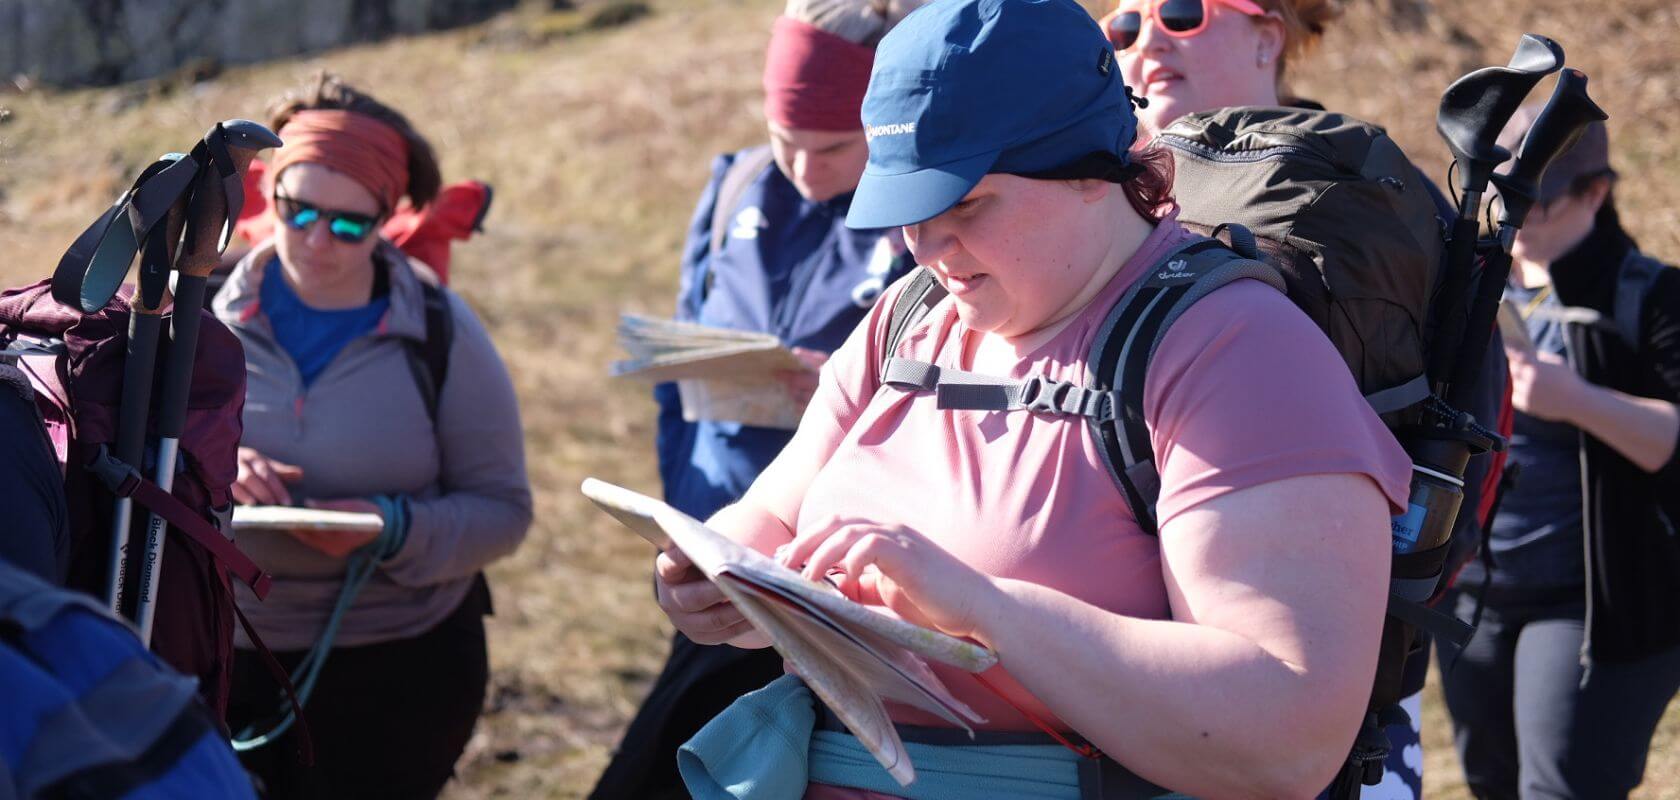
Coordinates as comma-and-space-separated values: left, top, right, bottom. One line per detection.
0, 0, 518, 86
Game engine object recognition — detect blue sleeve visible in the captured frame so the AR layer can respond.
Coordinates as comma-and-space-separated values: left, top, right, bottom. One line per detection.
657, 153, 738, 499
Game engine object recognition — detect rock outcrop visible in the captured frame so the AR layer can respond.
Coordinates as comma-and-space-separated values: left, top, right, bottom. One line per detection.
0, 0, 519, 86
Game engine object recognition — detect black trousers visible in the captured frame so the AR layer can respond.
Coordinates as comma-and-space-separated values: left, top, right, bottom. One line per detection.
589, 633, 785, 799
229, 578, 491, 800
1437, 589, 1680, 800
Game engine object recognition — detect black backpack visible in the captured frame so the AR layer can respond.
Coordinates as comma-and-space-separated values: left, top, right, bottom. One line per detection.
404, 276, 454, 424
880, 106, 1493, 794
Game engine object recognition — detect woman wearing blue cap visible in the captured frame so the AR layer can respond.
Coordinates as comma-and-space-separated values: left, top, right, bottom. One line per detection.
654, 1, 1412, 798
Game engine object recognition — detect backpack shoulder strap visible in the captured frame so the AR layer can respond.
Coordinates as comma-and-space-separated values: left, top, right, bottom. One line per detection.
878, 267, 946, 378
708, 146, 777, 258
1614, 250, 1664, 350
403, 280, 454, 426
1088, 230, 1284, 536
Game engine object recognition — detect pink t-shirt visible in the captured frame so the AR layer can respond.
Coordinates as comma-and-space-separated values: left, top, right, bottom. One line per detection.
749, 217, 1411, 734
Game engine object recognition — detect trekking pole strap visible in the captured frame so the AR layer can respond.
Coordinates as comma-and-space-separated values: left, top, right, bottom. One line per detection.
87, 445, 272, 599
1387, 592, 1474, 650
51, 153, 201, 314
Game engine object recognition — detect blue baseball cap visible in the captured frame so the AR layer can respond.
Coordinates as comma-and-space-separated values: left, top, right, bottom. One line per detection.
845, 0, 1139, 230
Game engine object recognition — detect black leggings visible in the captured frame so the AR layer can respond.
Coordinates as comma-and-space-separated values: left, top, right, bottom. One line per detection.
1436, 590, 1680, 800
228, 580, 491, 800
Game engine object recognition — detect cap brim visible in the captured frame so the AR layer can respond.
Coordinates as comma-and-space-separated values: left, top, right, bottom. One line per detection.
845, 149, 998, 230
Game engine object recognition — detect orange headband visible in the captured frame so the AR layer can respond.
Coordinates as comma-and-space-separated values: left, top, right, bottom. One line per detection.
269, 109, 410, 212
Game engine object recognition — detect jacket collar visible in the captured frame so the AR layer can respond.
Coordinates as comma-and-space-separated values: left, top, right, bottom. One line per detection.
1549, 205, 1636, 309
213, 239, 432, 343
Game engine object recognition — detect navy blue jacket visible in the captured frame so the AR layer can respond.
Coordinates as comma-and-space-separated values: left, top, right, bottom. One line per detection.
0, 369, 69, 584
656, 147, 910, 520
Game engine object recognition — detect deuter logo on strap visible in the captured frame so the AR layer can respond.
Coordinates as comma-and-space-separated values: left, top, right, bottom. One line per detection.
1156, 259, 1193, 281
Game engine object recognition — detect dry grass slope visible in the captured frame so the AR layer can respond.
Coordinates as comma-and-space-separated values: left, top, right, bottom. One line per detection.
0, 1, 1675, 797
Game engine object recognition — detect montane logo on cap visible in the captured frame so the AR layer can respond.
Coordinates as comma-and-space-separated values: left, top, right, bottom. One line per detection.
865, 122, 917, 140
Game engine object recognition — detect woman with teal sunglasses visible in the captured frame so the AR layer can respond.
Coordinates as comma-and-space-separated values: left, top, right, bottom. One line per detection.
213, 73, 532, 800
271, 189, 382, 244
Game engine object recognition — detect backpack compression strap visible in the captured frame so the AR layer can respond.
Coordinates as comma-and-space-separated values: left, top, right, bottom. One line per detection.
876, 261, 1124, 420
85, 445, 273, 599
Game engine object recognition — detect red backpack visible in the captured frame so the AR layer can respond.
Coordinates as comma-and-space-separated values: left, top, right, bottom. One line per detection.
233, 158, 492, 284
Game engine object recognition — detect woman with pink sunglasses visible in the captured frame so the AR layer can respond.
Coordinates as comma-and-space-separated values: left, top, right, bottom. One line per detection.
1101, 0, 1311, 135
1099, 1, 1512, 798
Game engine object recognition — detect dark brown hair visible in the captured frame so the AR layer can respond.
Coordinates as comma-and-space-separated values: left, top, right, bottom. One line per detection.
267, 72, 442, 209
1121, 144, 1176, 222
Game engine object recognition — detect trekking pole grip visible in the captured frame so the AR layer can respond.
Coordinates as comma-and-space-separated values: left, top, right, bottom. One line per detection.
1435, 34, 1563, 195
1449, 70, 1606, 405
1491, 69, 1608, 229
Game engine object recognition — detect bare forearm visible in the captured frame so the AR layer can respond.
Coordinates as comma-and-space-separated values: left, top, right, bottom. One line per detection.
977, 579, 1371, 799
1566, 382, 1680, 472
707, 497, 796, 556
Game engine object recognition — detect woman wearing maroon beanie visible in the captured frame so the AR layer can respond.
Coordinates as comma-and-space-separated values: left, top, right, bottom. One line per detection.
592, 3, 924, 798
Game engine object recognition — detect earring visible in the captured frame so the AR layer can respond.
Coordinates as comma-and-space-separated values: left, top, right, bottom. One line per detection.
1258, 52, 1270, 66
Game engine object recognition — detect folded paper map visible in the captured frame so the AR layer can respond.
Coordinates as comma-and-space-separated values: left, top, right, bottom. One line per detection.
231, 505, 385, 533
610, 314, 813, 430
1497, 295, 1534, 355
580, 478, 998, 787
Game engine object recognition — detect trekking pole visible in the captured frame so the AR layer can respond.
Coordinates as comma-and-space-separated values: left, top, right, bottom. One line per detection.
134, 121, 282, 644
84, 154, 200, 613
107, 213, 189, 614
1331, 36, 1569, 800
1429, 34, 1564, 399
1378, 34, 1563, 566
1446, 69, 1606, 408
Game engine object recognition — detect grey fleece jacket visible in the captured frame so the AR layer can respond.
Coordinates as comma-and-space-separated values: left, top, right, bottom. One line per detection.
215, 242, 532, 651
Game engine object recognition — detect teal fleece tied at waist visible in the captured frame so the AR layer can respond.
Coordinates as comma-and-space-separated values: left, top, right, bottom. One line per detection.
677, 674, 1088, 800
